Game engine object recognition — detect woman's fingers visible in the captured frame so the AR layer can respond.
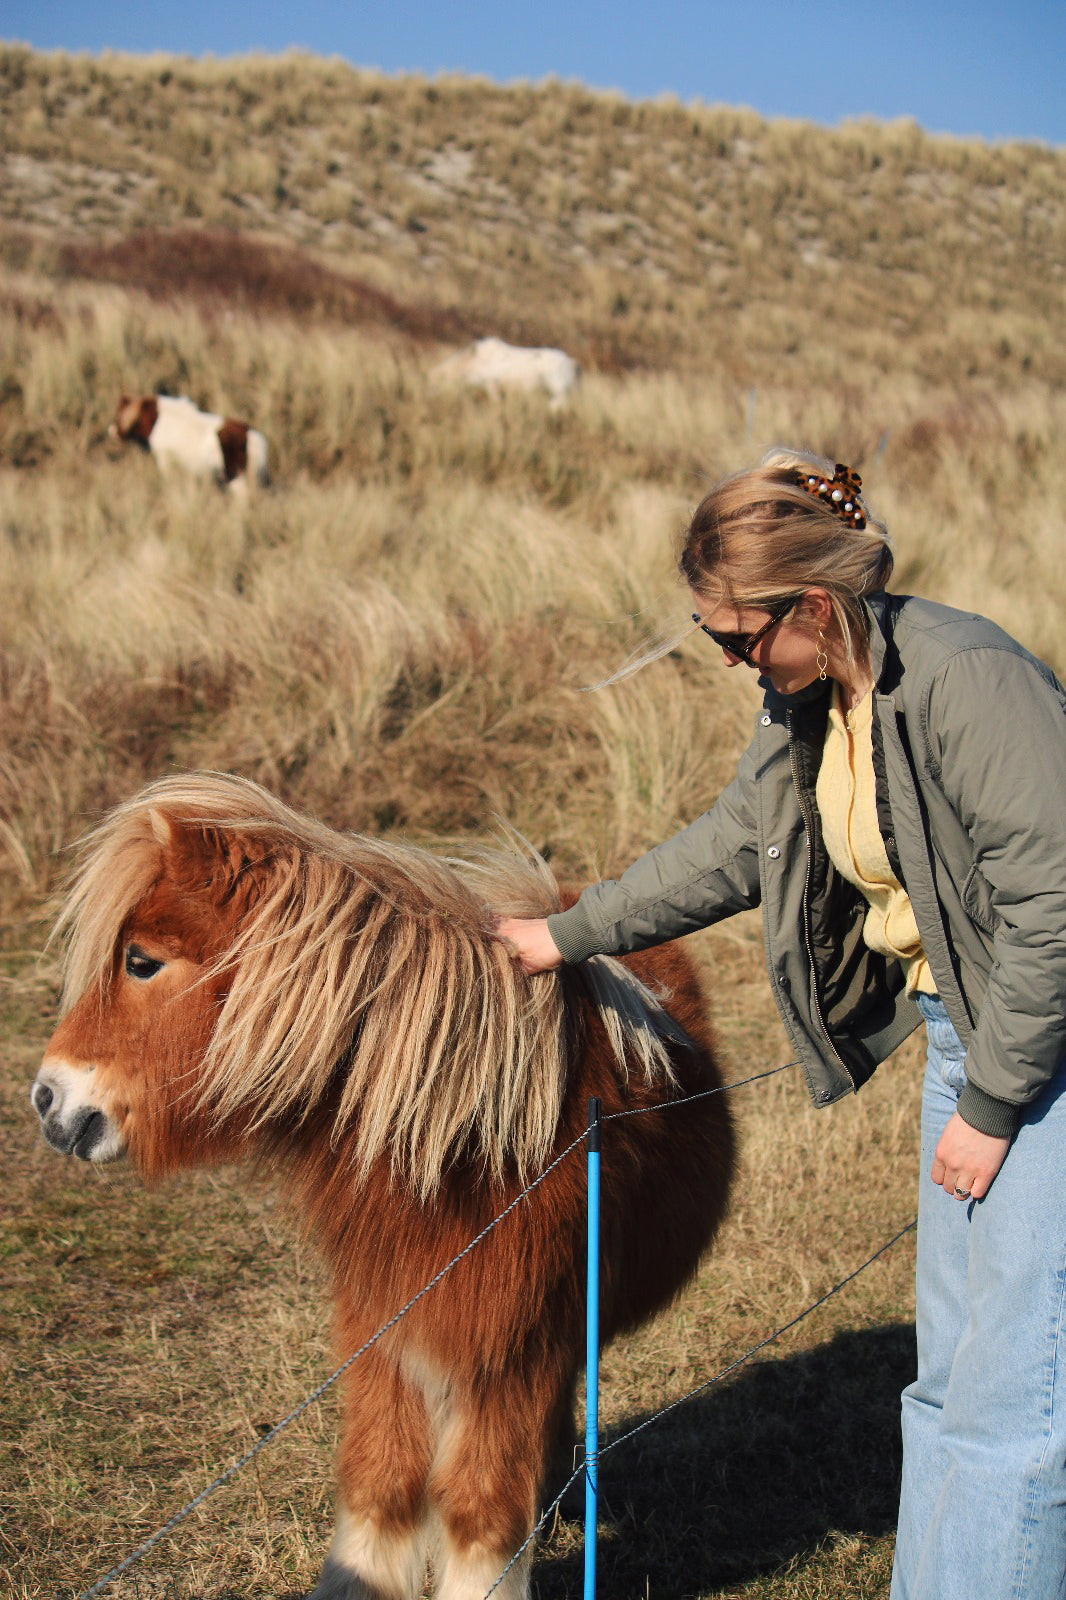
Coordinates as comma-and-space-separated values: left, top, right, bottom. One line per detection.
931, 1112, 1011, 1201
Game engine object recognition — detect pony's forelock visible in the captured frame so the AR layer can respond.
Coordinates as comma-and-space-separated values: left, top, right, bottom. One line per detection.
54, 773, 684, 1197
54, 810, 169, 1012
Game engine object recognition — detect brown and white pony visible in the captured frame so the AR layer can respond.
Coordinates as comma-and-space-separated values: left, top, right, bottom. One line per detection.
110, 394, 270, 494
31, 774, 734, 1600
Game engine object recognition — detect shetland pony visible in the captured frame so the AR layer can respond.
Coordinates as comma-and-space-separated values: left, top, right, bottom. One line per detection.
432, 337, 580, 410
31, 774, 734, 1600
110, 394, 270, 494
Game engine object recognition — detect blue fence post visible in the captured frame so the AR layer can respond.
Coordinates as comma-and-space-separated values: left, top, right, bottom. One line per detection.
584, 1096, 602, 1600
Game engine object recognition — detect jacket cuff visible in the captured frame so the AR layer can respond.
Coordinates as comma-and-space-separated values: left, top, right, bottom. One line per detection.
957, 1081, 1021, 1140
546, 902, 605, 964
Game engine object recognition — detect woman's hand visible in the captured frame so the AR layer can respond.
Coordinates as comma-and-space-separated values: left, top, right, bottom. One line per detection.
495, 916, 564, 975
931, 1111, 1011, 1201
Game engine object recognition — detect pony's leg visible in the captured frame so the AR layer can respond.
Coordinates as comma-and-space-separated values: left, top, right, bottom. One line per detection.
543, 1371, 583, 1521
308, 1349, 432, 1600
310, 1501, 428, 1600
428, 1376, 562, 1600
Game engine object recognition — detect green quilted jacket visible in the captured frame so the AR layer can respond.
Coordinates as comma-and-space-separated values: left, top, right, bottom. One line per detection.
547, 592, 1066, 1138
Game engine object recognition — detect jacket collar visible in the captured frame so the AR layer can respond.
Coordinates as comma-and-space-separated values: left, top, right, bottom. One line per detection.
864, 590, 908, 695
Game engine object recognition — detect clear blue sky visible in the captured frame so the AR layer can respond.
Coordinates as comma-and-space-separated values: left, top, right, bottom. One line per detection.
5, 1, 1064, 146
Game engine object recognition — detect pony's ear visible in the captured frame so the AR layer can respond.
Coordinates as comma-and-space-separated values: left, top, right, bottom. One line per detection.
147, 810, 226, 885
149, 810, 275, 904
148, 807, 174, 848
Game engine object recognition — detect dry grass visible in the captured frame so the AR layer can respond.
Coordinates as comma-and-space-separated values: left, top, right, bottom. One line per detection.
2, 44, 1065, 1600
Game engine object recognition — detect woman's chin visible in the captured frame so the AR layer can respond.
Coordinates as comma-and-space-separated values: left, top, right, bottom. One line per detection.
765, 670, 821, 696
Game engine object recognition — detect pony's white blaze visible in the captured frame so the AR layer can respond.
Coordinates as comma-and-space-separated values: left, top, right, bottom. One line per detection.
31, 1058, 125, 1162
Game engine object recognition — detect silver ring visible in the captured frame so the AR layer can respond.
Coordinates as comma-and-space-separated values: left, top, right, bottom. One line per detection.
953, 1184, 972, 1199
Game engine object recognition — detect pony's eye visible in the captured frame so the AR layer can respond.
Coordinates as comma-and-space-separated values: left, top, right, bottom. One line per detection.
124, 946, 164, 982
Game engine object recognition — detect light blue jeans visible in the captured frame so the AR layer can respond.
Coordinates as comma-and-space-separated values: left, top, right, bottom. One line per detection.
890, 994, 1066, 1599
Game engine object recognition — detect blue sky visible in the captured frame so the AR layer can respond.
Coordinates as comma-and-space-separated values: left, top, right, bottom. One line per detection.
5, 1, 1064, 146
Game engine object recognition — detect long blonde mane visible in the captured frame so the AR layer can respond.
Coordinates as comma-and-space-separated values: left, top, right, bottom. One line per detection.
55, 773, 685, 1195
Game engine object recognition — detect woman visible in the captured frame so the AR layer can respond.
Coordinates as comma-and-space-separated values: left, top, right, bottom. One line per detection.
499, 448, 1066, 1598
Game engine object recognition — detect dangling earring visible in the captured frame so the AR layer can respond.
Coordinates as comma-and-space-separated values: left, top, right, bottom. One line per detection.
816, 632, 829, 682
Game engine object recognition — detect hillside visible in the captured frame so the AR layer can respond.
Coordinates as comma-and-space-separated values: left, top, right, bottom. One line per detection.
2, 44, 1064, 388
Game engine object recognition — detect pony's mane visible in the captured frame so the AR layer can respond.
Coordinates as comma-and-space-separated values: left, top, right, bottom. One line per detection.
55, 773, 686, 1195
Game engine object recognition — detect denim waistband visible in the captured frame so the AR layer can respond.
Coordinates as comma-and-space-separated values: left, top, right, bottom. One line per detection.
916, 992, 968, 1081
915, 992, 945, 1025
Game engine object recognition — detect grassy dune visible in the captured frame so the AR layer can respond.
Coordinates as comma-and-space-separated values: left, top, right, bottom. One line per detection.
1, 45, 1064, 1600
2, 44, 1064, 386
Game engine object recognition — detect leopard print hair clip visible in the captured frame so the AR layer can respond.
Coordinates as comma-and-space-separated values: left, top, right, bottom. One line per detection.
794, 463, 866, 528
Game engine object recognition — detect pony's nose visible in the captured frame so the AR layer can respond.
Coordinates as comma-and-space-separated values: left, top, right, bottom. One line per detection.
31, 1079, 53, 1118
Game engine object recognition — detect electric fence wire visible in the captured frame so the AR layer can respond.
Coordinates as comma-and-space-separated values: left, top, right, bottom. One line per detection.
482, 1216, 917, 1598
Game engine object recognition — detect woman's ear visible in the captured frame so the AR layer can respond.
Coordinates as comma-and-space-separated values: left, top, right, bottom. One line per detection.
796, 587, 834, 629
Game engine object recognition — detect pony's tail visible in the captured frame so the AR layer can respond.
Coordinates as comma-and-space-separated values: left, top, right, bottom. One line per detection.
580, 955, 692, 1084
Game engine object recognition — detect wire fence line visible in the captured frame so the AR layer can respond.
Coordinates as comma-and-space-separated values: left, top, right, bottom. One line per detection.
484, 1216, 918, 1599
484, 1463, 587, 1598
605, 1057, 799, 1121
71, 1055, 917, 1600
601, 1216, 917, 1462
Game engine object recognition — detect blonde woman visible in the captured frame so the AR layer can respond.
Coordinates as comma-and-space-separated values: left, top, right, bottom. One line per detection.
499, 449, 1066, 1599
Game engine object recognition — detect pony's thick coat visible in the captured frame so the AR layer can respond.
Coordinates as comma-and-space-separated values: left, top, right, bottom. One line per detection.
38, 773, 735, 1600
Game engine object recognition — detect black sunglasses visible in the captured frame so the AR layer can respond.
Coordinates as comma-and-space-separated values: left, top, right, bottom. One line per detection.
691, 595, 802, 667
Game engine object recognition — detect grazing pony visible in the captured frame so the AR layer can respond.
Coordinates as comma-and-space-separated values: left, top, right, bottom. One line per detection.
432, 337, 580, 410
31, 774, 734, 1600
110, 394, 270, 495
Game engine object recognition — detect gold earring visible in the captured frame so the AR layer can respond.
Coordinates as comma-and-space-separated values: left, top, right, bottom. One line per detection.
816, 632, 828, 682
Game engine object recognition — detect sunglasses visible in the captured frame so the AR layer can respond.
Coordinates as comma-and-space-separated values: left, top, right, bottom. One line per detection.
691, 595, 802, 667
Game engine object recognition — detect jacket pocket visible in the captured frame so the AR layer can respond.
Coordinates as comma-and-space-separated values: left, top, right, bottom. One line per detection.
961, 863, 1001, 935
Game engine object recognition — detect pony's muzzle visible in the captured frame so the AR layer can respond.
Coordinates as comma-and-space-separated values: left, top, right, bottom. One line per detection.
31, 1062, 125, 1162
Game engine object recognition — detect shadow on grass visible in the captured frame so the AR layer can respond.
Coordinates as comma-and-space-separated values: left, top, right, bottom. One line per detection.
536, 1321, 914, 1598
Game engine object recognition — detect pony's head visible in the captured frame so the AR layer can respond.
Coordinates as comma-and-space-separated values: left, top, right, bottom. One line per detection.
36, 774, 693, 1197
33, 774, 688, 1195
31, 777, 307, 1176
